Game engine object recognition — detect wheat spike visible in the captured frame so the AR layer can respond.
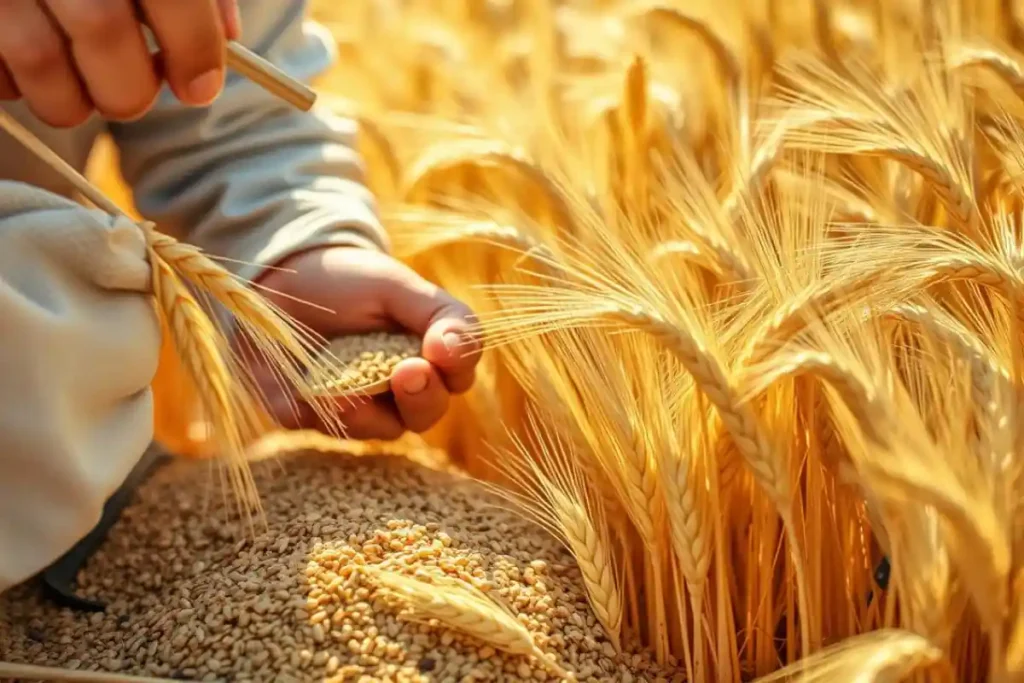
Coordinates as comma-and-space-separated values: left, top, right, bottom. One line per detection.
739, 246, 1024, 369
648, 239, 724, 277
384, 212, 556, 265
739, 349, 889, 449
655, 146, 758, 285
772, 54, 980, 233
482, 407, 624, 652
772, 168, 883, 224
626, 3, 741, 109
366, 567, 571, 679
477, 289, 811, 657
146, 247, 265, 524
0, 110, 353, 524
402, 137, 576, 233
885, 301, 1010, 402
749, 629, 946, 682
950, 42, 1024, 101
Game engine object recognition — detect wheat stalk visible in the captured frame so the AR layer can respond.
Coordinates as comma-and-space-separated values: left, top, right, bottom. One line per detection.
749, 629, 946, 682
739, 249, 1024, 370
356, 114, 403, 196
402, 137, 576, 233
384, 214, 556, 265
480, 408, 625, 651
625, 2, 741, 112
745, 339, 1011, 652
720, 118, 789, 226
950, 43, 1024, 101
366, 567, 571, 678
477, 291, 812, 657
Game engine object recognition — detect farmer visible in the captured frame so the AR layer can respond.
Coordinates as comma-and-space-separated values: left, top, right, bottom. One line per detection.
0, 0, 479, 593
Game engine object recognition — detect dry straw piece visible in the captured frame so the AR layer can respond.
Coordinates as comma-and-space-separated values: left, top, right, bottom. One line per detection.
308, 331, 422, 398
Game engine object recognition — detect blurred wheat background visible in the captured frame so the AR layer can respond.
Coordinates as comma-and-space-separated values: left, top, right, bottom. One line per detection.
84, 0, 1024, 680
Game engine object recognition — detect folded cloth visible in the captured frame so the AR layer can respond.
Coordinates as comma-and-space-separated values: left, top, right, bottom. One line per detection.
0, 181, 160, 595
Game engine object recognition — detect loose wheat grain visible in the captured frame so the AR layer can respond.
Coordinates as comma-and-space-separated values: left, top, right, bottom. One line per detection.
0, 448, 670, 683
310, 332, 422, 397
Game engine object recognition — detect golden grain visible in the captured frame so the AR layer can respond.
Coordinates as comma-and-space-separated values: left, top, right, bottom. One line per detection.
308, 332, 422, 397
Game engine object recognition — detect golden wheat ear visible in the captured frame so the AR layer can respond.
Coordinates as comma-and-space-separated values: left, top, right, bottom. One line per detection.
363, 566, 573, 679
0, 110, 346, 530
748, 629, 947, 682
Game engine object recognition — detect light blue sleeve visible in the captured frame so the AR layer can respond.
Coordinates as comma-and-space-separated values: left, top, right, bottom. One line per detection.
110, 0, 388, 281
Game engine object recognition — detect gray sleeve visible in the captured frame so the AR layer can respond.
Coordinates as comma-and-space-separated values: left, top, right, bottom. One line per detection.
109, 0, 389, 282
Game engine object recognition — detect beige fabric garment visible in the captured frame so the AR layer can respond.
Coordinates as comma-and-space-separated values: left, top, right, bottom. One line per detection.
0, 182, 160, 595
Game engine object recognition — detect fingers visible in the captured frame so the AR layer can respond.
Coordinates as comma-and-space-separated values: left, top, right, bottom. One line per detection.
46, 0, 160, 121
0, 0, 91, 127
136, 0, 226, 105
0, 60, 18, 99
249, 355, 424, 440
419, 312, 480, 394
390, 358, 449, 433
336, 399, 405, 441
216, 0, 241, 41
377, 263, 482, 394
0, 0, 230, 126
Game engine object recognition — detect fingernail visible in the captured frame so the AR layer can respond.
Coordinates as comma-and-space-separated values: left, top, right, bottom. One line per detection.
402, 372, 429, 395
443, 331, 464, 355
186, 68, 224, 105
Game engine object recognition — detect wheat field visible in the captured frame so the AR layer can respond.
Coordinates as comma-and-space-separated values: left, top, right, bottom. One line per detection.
73, 0, 1024, 681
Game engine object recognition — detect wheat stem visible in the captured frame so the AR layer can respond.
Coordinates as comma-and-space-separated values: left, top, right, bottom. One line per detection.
596, 306, 812, 657
628, 3, 741, 113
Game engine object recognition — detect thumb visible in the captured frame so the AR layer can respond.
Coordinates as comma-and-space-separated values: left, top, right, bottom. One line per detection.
381, 264, 481, 383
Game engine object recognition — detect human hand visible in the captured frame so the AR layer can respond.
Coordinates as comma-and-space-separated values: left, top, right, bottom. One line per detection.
0, 0, 241, 127
248, 246, 482, 440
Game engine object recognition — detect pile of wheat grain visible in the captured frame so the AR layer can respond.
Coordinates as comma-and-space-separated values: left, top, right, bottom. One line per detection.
0, 442, 676, 682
